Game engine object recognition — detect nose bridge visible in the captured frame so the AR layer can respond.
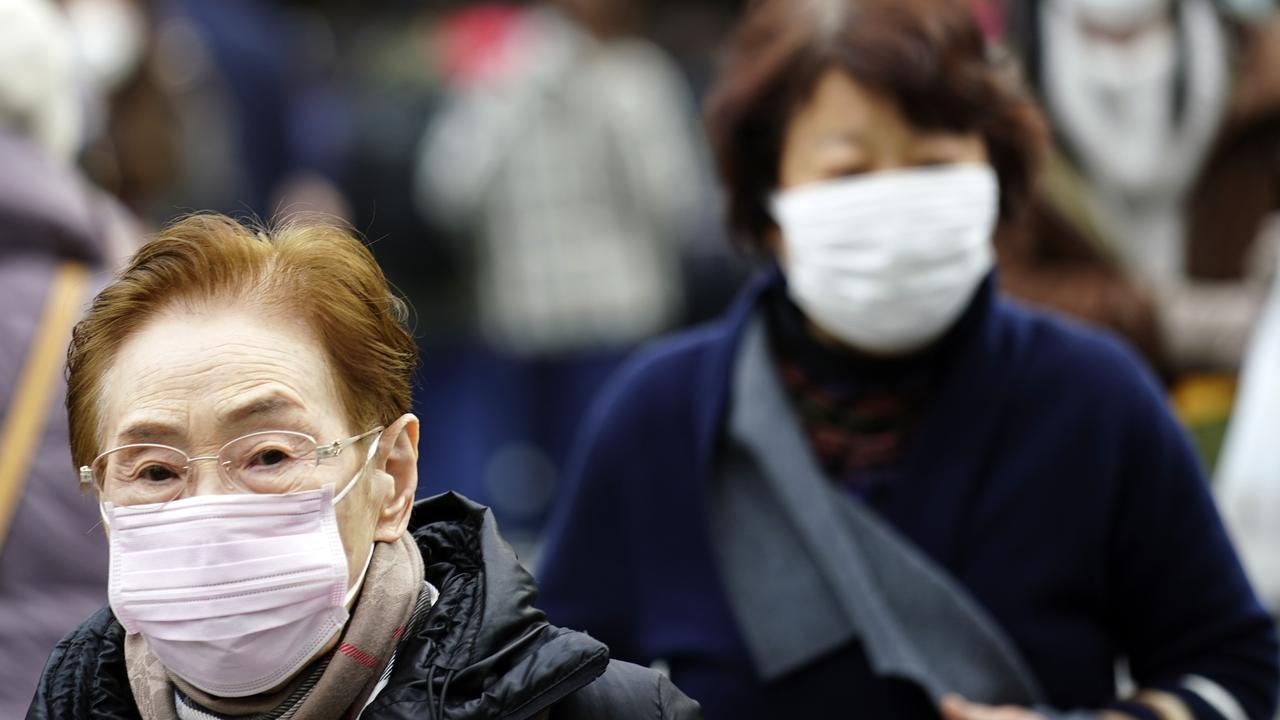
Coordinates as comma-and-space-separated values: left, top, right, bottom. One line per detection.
872, 132, 912, 174
184, 454, 227, 497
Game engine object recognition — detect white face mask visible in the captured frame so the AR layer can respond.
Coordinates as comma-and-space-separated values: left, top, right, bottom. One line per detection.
770, 163, 999, 355
1041, 0, 1228, 200
102, 441, 377, 698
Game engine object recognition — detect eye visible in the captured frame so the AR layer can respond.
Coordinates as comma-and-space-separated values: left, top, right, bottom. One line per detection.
818, 162, 871, 181
137, 464, 180, 483
910, 134, 986, 168
248, 447, 293, 468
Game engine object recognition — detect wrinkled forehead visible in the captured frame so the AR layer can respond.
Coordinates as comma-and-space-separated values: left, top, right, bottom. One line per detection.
98, 304, 347, 450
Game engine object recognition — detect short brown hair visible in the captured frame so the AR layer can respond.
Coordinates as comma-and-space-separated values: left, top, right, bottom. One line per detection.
706, 0, 1048, 253
66, 213, 418, 471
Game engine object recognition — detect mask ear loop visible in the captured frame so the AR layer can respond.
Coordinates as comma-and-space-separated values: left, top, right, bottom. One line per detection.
337, 429, 383, 606
333, 430, 381, 506
345, 540, 376, 608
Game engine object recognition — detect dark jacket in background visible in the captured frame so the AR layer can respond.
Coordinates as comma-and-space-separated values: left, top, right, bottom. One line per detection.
0, 131, 131, 718
26, 492, 701, 720
537, 272, 1279, 719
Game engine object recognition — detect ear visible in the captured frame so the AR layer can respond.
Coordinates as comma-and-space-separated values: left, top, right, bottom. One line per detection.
372, 413, 419, 543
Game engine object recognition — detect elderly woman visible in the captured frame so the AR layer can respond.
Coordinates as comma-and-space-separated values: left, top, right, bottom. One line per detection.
536, 1, 1279, 719
26, 215, 700, 719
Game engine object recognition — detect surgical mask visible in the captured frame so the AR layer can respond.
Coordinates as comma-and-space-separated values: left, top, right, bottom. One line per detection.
1040, 0, 1228, 280
102, 442, 377, 698
770, 163, 998, 355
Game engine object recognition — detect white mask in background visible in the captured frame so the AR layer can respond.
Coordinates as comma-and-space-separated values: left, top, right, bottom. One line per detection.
770, 163, 999, 356
1040, 0, 1229, 281
102, 439, 378, 698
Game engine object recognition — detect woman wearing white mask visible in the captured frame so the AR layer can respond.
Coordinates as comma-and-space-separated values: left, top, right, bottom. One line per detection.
536, 1, 1278, 719
26, 214, 701, 719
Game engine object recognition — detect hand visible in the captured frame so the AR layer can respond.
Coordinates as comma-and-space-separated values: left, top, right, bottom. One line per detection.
940, 696, 1047, 720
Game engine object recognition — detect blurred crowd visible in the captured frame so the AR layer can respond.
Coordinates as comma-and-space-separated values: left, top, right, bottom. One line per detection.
4, 0, 1280, 716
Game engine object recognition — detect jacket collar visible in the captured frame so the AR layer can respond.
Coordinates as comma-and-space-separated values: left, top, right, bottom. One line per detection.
386, 492, 610, 719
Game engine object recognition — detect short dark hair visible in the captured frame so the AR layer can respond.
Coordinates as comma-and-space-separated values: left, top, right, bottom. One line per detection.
705, 0, 1049, 254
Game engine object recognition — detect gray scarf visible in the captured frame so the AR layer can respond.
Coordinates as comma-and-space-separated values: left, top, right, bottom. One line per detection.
711, 319, 1077, 711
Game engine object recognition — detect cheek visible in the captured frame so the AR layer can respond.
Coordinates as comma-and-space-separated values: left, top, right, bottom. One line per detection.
334, 473, 381, 577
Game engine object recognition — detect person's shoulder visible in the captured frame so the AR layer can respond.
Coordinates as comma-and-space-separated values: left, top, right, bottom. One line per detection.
620, 319, 734, 381
554, 661, 701, 720
592, 319, 735, 421
996, 296, 1164, 404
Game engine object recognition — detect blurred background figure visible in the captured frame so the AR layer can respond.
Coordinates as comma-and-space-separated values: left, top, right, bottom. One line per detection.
1218, 249, 1280, 618
537, 0, 1277, 717
74, 0, 353, 223
414, 0, 717, 550
1003, 0, 1280, 466
0, 0, 139, 714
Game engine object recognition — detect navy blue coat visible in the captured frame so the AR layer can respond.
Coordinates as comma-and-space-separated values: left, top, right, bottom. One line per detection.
537, 272, 1279, 719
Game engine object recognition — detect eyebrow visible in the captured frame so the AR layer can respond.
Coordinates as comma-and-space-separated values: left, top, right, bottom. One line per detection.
116, 421, 183, 445
816, 130, 868, 147
111, 393, 310, 450
219, 393, 307, 426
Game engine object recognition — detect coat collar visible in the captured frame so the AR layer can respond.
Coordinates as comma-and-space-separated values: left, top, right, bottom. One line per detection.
396, 492, 611, 719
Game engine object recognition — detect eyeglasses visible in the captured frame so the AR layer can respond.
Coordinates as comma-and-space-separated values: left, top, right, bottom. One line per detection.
81, 427, 383, 507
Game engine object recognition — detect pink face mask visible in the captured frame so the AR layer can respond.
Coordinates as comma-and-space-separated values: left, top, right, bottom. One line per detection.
101, 444, 376, 698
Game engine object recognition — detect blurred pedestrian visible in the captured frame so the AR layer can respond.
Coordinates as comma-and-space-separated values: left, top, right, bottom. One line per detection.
1007, 0, 1280, 374
1217, 246, 1280, 615
26, 214, 700, 719
0, 0, 138, 715
414, 0, 712, 544
419, 0, 707, 359
537, 0, 1279, 718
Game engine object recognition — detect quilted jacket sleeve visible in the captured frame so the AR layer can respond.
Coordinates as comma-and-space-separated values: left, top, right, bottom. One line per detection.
552, 659, 701, 720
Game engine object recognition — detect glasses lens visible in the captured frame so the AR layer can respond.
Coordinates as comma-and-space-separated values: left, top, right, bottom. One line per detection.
96, 445, 188, 506
219, 432, 318, 494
